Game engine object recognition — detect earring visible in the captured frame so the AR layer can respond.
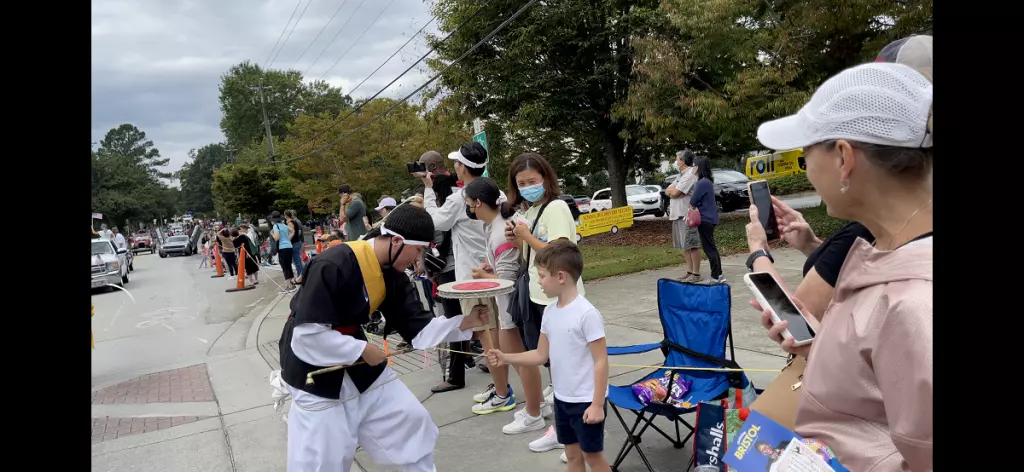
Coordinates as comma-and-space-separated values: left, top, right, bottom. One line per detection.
840, 180, 850, 194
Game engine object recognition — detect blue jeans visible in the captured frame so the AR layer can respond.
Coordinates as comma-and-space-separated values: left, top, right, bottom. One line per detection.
291, 241, 304, 278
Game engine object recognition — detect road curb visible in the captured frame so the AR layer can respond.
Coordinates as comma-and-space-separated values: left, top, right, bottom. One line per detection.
245, 291, 287, 350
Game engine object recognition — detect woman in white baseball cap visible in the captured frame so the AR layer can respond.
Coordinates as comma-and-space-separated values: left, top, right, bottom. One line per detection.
753, 62, 933, 471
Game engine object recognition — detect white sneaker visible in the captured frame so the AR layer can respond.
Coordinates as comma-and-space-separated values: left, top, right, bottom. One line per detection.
529, 425, 564, 452
502, 408, 546, 435
541, 402, 554, 418
473, 383, 496, 403
543, 384, 554, 398
560, 451, 567, 463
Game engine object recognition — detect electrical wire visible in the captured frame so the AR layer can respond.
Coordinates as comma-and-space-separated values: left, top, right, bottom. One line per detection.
290, 0, 351, 69
282, 5, 486, 154
263, 0, 304, 70
304, 0, 369, 77
277, 0, 540, 163
268, 0, 317, 68
317, 0, 398, 81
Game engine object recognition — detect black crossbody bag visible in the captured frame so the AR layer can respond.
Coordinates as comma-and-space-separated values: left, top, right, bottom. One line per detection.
508, 202, 550, 325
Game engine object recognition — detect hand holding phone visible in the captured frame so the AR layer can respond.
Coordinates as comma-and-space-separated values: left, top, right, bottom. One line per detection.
747, 180, 780, 242
743, 272, 815, 346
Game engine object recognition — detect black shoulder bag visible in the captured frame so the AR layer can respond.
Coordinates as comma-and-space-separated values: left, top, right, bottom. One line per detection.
508, 202, 550, 325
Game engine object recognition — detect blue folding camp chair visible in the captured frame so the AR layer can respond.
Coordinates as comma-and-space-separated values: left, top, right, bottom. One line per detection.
605, 279, 750, 472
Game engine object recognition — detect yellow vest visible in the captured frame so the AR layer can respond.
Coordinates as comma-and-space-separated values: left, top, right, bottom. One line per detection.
343, 241, 386, 316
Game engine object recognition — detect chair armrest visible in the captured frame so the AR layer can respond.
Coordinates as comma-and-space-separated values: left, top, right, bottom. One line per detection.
607, 343, 662, 356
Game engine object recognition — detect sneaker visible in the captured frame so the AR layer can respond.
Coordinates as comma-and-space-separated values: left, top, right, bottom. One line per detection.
471, 390, 516, 415
473, 384, 496, 403
502, 408, 546, 435
529, 425, 564, 452
543, 384, 554, 399
477, 363, 489, 373
712, 276, 727, 284
560, 451, 567, 463
685, 273, 702, 283
541, 402, 554, 418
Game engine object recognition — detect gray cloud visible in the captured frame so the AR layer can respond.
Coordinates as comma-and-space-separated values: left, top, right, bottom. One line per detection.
92, 0, 438, 173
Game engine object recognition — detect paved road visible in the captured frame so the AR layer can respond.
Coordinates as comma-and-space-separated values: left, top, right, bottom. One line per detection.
91, 251, 278, 387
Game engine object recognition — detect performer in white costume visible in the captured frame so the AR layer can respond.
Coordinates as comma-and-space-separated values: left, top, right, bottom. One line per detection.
278, 204, 490, 472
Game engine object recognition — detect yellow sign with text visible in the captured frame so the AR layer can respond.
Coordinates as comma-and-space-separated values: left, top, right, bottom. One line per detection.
745, 149, 806, 180
577, 206, 634, 239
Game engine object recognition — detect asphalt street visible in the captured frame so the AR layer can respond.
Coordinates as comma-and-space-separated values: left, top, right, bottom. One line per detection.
91, 250, 278, 387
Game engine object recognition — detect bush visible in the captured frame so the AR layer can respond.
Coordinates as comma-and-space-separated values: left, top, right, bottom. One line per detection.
766, 173, 815, 196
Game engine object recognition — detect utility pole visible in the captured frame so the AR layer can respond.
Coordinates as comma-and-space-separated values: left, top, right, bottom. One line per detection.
252, 84, 275, 161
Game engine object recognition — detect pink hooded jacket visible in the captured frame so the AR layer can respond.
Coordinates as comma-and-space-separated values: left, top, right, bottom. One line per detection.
795, 236, 932, 471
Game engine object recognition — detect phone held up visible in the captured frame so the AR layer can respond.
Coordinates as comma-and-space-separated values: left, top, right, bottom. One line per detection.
747, 180, 780, 242
742, 272, 815, 346
406, 162, 426, 174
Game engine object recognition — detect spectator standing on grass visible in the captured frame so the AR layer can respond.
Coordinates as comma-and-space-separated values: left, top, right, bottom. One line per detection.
506, 152, 585, 453
285, 210, 305, 285
689, 156, 725, 284
270, 211, 296, 292
752, 62, 933, 471
665, 150, 702, 281
487, 241, 611, 472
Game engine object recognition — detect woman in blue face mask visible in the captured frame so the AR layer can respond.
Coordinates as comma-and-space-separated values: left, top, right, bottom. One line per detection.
503, 152, 586, 452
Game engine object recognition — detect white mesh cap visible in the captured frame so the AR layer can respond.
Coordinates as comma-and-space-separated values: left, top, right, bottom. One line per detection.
757, 62, 933, 152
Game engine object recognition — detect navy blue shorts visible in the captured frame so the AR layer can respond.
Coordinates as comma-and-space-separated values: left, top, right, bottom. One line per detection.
554, 398, 606, 453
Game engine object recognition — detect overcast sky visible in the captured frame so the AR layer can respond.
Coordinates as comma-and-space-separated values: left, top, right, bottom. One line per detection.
92, 0, 439, 174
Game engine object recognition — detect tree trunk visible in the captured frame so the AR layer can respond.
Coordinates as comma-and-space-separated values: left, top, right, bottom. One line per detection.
603, 125, 627, 208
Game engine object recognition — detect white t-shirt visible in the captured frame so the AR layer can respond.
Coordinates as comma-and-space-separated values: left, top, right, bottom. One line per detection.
541, 294, 607, 403
113, 233, 127, 249
669, 167, 697, 221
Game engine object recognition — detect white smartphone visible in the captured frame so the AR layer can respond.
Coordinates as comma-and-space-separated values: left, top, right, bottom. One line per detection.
742, 272, 815, 346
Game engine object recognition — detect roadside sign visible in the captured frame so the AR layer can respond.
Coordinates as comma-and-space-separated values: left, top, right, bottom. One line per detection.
745, 149, 806, 180
474, 130, 489, 177
577, 206, 634, 240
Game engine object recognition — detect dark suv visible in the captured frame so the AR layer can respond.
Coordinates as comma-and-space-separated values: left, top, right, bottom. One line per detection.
556, 195, 581, 221
661, 168, 751, 213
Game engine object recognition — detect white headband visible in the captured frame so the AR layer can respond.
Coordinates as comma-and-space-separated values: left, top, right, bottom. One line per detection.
379, 225, 431, 246
447, 150, 487, 169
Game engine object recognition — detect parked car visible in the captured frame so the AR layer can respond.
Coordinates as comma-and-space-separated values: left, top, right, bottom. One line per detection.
645, 185, 669, 216
130, 230, 156, 255
572, 196, 592, 214
159, 235, 194, 258
556, 194, 582, 221
661, 168, 752, 213
92, 238, 130, 289
591, 185, 664, 217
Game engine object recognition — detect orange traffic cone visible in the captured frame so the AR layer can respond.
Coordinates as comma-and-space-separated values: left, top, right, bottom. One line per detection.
211, 243, 225, 278
226, 245, 255, 292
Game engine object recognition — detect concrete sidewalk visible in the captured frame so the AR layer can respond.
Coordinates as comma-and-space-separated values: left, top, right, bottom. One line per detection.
92, 248, 805, 472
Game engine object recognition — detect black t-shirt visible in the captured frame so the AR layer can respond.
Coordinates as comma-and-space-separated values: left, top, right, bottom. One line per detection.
802, 222, 875, 287
289, 219, 304, 243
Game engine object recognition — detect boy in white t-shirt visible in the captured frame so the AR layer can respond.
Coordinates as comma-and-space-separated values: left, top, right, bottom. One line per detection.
487, 240, 610, 472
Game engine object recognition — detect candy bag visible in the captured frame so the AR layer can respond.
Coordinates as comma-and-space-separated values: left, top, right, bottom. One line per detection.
663, 372, 694, 407
632, 378, 668, 405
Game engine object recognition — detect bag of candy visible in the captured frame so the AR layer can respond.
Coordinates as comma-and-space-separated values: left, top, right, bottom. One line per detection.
663, 371, 694, 408
631, 378, 668, 405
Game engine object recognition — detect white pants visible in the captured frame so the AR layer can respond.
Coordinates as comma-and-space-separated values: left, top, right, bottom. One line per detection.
287, 367, 438, 472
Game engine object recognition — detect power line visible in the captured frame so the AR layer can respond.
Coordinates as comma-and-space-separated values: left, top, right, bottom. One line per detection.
290, 0, 351, 70
304, 0, 369, 77
286, 7, 481, 153
268, 0, 317, 68
278, 0, 540, 163
317, 0, 398, 81
263, 0, 304, 70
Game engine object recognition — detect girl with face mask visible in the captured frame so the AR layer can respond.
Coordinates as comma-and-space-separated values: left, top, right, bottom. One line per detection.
504, 152, 585, 453
462, 178, 531, 417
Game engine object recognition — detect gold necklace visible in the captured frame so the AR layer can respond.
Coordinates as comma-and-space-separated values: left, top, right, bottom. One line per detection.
878, 198, 933, 250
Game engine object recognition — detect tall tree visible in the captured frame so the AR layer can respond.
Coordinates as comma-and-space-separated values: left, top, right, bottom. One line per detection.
218, 61, 353, 149
98, 124, 171, 179
623, 0, 933, 160
429, 0, 665, 208
210, 163, 282, 219
177, 143, 228, 214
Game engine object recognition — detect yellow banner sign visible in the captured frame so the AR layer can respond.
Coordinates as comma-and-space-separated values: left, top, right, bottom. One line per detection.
577, 206, 634, 239
745, 149, 806, 180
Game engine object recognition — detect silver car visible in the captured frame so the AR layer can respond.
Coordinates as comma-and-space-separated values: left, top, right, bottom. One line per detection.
92, 239, 130, 289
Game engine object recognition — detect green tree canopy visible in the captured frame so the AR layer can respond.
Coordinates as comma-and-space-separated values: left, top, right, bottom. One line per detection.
218, 61, 353, 149
176, 143, 229, 214
92, 124, 178, 228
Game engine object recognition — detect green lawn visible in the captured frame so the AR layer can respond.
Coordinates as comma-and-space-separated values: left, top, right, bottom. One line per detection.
581, 204, 847, 280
